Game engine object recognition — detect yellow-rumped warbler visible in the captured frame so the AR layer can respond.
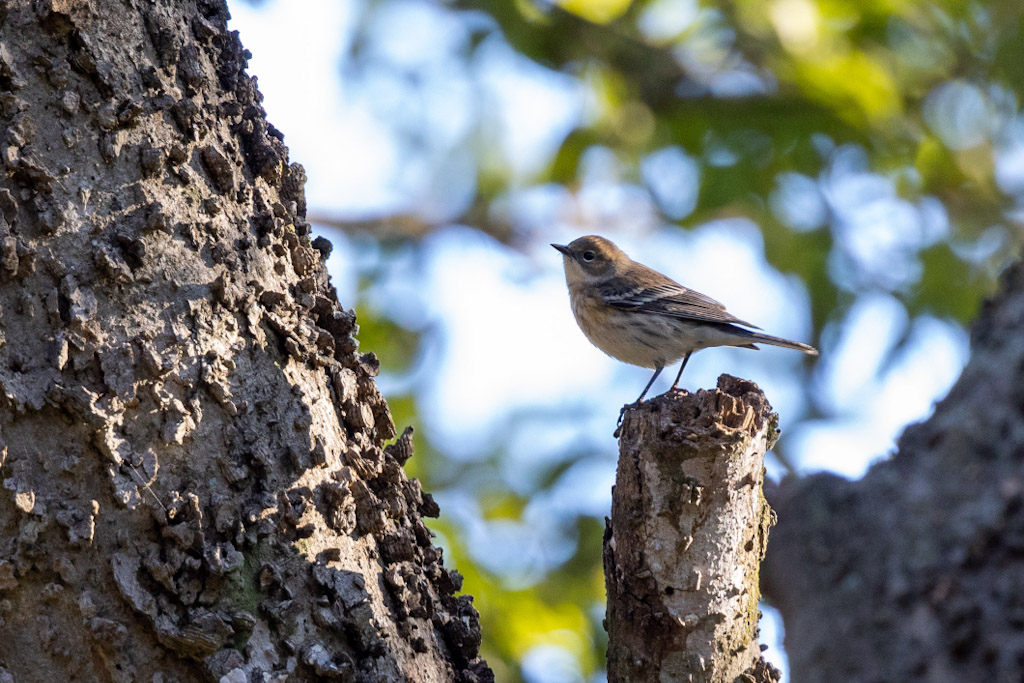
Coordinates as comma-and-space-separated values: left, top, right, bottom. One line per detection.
553, 235, 818, 408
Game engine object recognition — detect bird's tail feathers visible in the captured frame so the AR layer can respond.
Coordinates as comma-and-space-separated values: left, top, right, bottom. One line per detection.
744, 332, 818, 355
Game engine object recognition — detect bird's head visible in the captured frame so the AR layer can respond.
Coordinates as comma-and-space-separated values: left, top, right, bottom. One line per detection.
551, 235, 628, 286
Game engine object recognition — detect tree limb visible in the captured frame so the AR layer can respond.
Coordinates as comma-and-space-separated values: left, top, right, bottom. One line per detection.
764, 255, 1024, 681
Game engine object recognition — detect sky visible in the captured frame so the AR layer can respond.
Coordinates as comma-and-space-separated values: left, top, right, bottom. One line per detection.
228, 1, 972, 679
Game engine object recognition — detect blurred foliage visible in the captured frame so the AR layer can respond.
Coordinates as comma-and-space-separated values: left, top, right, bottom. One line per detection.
353, 309, 420, 372
308, 0, 1024, 679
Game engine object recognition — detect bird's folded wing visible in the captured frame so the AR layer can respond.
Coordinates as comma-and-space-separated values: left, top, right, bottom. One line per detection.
600, 280, 760, 329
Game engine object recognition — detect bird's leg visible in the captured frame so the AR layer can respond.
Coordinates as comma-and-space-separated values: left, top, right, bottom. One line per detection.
618, 365, 663, 426
635, 366, 664, 403
668, 351, 693, 392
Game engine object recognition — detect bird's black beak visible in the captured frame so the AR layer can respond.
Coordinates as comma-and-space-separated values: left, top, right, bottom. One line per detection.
551, 244, 571, 256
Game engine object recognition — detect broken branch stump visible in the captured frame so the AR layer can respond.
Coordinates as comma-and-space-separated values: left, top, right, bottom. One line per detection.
604, 375, 781, 683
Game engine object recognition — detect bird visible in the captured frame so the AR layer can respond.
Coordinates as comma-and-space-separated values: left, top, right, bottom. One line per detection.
552, 235, 817, 413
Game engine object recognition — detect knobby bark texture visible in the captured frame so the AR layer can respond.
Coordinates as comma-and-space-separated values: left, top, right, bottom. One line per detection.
765, 255, 1024, 682
605, 376, 781, 683
0, 2, 489, 681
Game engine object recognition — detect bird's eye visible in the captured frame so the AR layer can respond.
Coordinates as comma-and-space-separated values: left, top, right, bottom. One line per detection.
582, 251, 596, 262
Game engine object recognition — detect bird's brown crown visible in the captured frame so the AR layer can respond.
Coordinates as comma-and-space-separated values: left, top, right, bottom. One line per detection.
565, 235, 627, 265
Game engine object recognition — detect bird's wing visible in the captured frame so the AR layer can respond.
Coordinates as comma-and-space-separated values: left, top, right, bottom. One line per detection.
600, 270, 761, 329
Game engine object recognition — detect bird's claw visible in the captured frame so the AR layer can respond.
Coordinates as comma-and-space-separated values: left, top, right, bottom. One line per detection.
614, 401, 639, 437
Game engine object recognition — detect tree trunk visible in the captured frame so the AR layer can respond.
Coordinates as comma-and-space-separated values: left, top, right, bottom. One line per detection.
0, 1, 489, 681
764, 256, 1024, 682
605, 376, 781, 683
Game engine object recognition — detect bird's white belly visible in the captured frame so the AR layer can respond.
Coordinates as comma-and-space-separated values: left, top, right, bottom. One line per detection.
571, 295, 745, 369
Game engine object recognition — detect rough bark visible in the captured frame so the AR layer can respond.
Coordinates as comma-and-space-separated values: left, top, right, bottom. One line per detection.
764, 255, 1024, 683
0, 1, 489, 681
605, 375, 781, 683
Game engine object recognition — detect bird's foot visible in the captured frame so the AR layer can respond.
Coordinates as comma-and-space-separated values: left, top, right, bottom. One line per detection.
614, 401, 640, 437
